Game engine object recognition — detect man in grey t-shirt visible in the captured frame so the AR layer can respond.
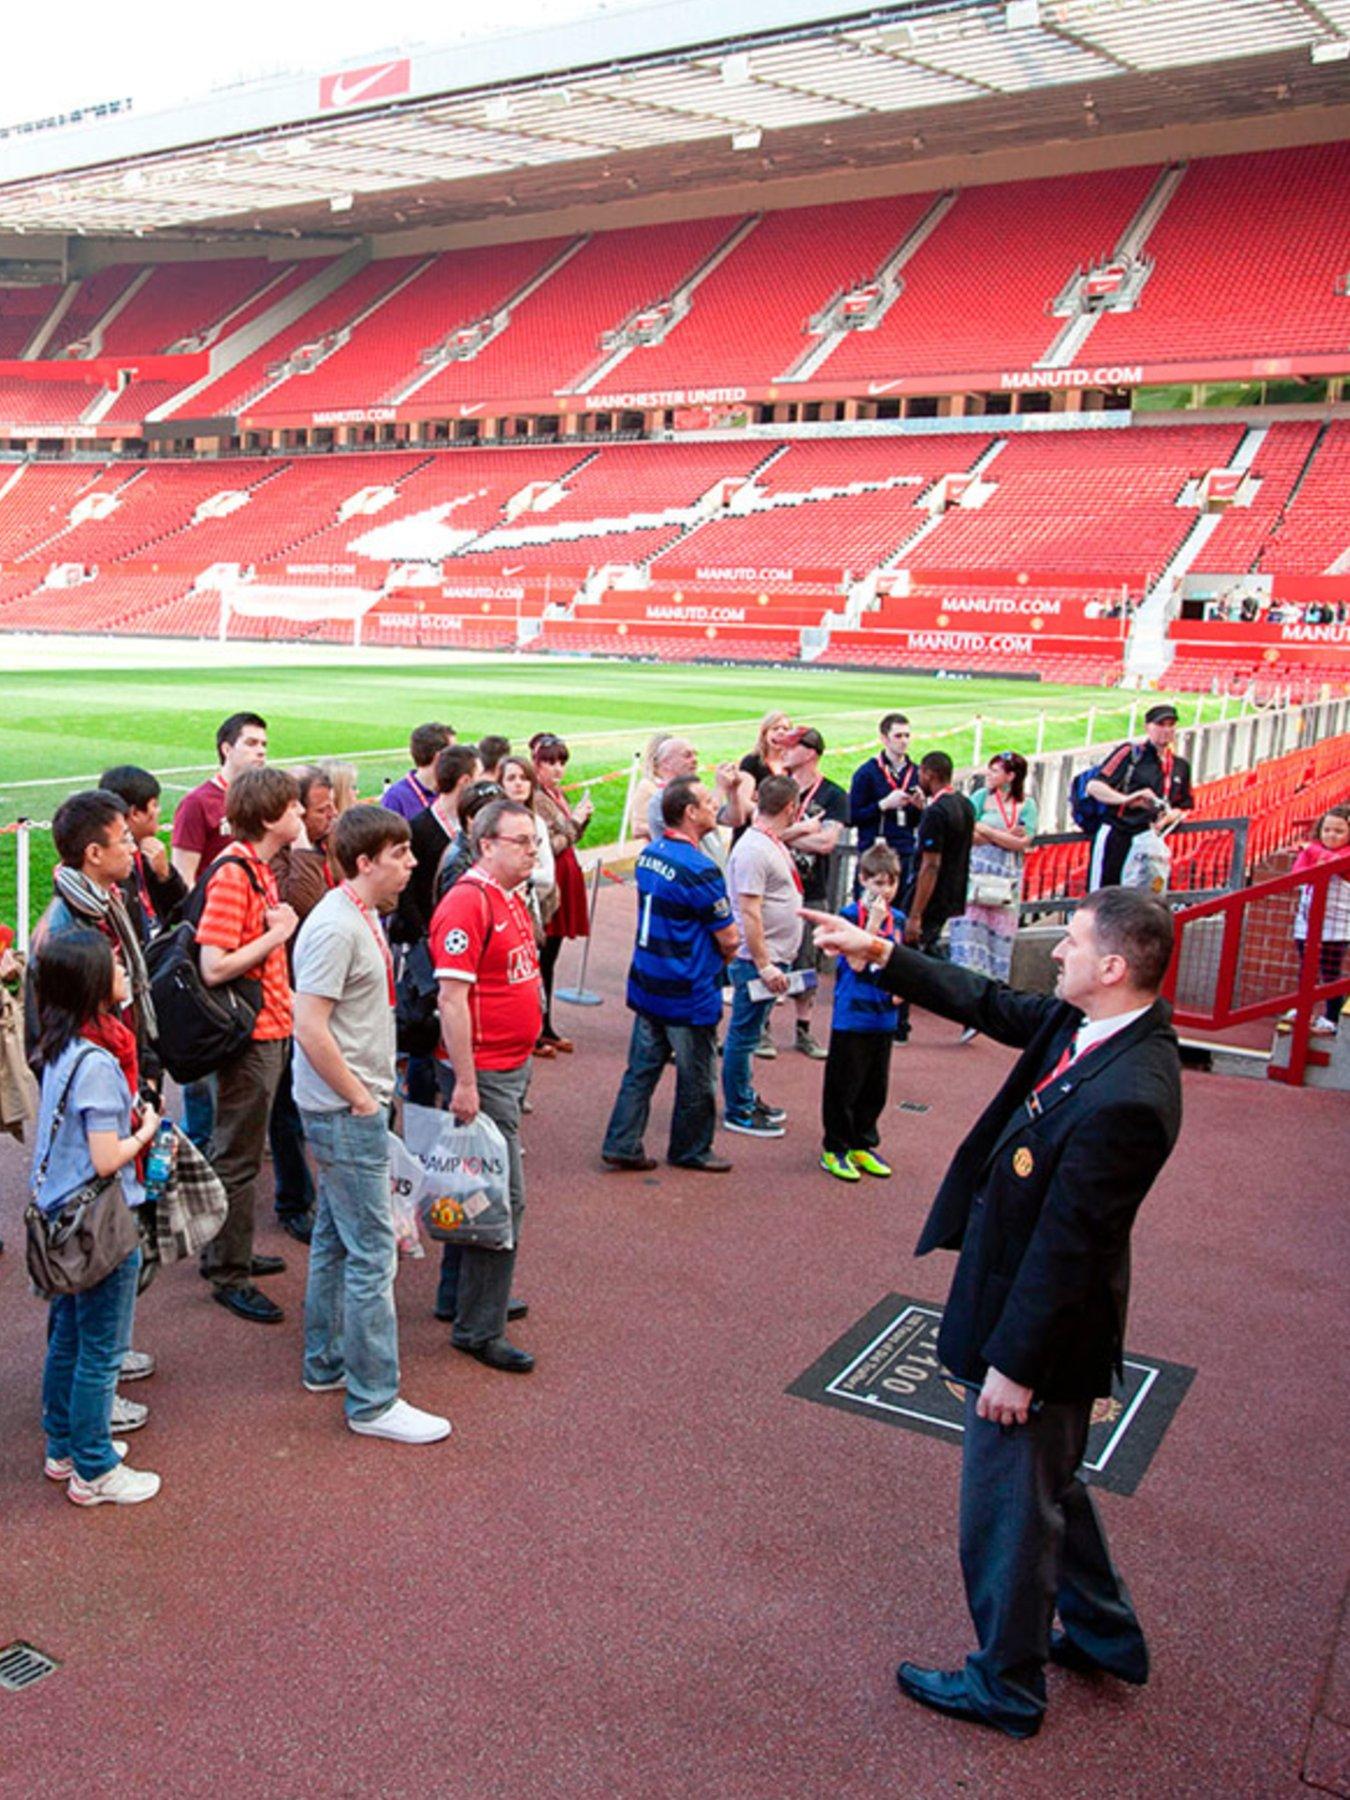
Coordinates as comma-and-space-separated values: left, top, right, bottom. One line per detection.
721, 775, 803, 1138
292, 806, 450, 1448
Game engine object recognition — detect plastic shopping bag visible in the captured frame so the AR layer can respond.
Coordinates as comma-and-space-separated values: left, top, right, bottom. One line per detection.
386, 1131, 427, 1259
400, 1101, 514, 1252
1121, 826, 1172, 897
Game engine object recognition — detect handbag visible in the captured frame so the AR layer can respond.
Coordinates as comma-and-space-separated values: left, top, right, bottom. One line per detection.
24, 1046, 141, 1299
967, 872, 1017, 908
152, 1125, 227, 1263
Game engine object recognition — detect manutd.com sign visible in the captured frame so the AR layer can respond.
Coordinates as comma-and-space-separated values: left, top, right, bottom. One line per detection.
999, 366, 1144, 391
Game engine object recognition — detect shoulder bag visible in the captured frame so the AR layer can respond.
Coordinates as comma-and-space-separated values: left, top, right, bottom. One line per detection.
24, 1046, 141, 1299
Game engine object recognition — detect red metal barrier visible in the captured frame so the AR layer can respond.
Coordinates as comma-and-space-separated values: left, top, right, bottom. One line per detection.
1163, 847, 1350, 1086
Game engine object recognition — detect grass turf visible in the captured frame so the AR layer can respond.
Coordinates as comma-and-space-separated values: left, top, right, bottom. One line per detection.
0, 656, 1227, 931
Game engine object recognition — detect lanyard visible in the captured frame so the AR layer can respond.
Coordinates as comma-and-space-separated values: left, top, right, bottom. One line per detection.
876, 754, 915, 795
1158, 748, 1174, 797
341, 882, 396, 1007
992, 791, 1020, 833
755, 825, 804, 895
796, 775, 824, 820
132, 851, 155, 932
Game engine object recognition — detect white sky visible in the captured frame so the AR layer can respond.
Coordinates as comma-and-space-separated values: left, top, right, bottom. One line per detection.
6, 0, 655, 125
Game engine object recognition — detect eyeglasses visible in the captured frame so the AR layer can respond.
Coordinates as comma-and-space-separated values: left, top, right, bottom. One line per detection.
490, 834, 537, 850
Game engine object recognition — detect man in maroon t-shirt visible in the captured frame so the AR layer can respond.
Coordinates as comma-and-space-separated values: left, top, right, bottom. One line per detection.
430, 798, 542, 1373
170, 710, 269, 889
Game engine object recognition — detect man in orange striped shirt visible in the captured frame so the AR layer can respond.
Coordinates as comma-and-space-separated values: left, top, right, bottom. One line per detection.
196, 767, 302, 1324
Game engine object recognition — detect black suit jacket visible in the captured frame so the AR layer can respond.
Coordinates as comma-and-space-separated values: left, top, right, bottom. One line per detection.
875, 948, 1182, 1403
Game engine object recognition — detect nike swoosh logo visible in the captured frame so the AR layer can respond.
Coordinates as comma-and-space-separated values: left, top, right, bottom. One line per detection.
459, 403, 485, 418
330, 63, 400, 107
502, 565, 525, 576
494, 921, 508, 931
868, 379, 905, 396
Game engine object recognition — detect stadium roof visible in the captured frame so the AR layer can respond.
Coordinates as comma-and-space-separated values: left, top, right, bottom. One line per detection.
2, 0, 1348, 240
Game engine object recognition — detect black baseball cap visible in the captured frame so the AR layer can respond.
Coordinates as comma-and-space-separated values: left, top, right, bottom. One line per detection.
1144, 705, 1178, 725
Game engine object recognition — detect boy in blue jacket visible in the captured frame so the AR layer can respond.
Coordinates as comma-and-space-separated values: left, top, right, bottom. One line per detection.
820, 843, 905, 1182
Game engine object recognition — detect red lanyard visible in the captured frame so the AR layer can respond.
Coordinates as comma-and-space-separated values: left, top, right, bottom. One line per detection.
341, 882, 396, 1007
132, 851, 155, 931
993, 791, 1020, 832
1158, 748, 1174, 797
877, 754, 914, 794
756, 825, 804, 895
1033, 1039, 1078, 1096
796, 775, 824, 820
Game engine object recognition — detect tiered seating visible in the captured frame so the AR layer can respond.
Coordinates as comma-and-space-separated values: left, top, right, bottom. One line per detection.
1190, 422, 1322, 573
823, 167, 1159, 380
98, 259, 281, 355
102, 380, 185, 425
46, 267, 143, 357
412, 218, 735, 406
653, 486, 932, 584
0, 376, 105, 424
171, 259, 414, 418
1085, 144, 1350, 366
614, 196, 931, 390
0, 284, 65, 358
1256, 422, 1350, 575
533, 442, 770, 522
249, 241, 569, 416
15, 462, 279, 567
0, 463, 111, 559
757, 435, 991, 492
0, 572, 192, 632
444, 526, 683, 577
904, 425, 1243, 582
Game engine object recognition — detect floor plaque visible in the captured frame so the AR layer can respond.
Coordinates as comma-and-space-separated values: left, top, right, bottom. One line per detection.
788, 1293, 1194, 1496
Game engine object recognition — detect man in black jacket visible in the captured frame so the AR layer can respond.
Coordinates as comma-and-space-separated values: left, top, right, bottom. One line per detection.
806, 887, 1182, 1739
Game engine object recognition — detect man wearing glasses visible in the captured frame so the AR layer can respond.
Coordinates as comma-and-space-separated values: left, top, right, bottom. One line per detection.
430, 799, 542, 1374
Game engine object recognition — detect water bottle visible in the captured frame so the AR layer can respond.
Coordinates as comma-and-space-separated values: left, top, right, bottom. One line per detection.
142, 1120, 176, 1205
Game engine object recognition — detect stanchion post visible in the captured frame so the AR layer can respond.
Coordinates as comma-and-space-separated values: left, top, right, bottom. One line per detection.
1035, 712, 1047, 756
556, 857, 605, 1007
970, 714, 983, 768
1126, 699, 1138, 740
16, 820, 31, 956
1085, 705, 1097, 747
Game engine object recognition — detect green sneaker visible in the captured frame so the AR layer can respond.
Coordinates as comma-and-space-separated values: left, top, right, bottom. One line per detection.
848, 1149, 892, 1178
820, 1151, 862, 1183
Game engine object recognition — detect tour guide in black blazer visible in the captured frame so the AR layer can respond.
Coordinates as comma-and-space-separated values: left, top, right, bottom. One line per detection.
805, 887, 1183, 1740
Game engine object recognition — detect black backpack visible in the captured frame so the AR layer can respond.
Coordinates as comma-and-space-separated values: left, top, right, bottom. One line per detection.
144, 852, 267, 1084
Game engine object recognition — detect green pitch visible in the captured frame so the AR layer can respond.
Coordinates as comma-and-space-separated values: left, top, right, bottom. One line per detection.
0, 656, 1227, 930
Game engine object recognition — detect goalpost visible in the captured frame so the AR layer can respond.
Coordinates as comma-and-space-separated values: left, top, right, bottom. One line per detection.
216, 584, 380, 647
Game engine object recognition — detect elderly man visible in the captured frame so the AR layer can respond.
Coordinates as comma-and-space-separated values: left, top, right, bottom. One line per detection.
602, 778, 739, 1174
646, 737, 752, 866
1086, 704, 1194, 892
805, 887, 1182, 1739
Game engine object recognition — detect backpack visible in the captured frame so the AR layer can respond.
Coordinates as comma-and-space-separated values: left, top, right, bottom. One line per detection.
1068, 744, 1143, 837
143, 852, 267, 1083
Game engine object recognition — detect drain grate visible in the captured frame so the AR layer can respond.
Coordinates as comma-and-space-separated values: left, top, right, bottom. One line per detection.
0, 1643, 59, 1692
896, 1100, 930, 1113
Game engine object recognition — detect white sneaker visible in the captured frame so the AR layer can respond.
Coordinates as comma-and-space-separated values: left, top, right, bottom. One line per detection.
67, 1461, 161, 1506
1310, 1016, 1337, 1036
302, 1373, 347, 1393
44, 1441, 128, 1482
120, 1349, 156, 1382
347, 1399, 452, 1444
110, 1392, 149, 1432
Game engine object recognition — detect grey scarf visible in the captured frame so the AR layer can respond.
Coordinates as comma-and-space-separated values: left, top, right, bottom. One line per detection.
51, 866, 158, 1042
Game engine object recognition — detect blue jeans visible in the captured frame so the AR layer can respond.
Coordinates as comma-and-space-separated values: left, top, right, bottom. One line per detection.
300, 1108, 399, 1423
721, 959, 784, 1123
269, 1043, 316, 1218
43, 1244, 142, 1480
181, 1075, 216, 1156
603, 1013, 718, 1166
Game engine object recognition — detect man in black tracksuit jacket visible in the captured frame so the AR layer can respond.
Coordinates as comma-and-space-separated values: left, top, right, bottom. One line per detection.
806, 886, 1182, 1738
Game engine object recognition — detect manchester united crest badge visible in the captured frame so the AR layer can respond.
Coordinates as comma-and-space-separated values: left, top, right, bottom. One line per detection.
1012, 1147, 1034, 1178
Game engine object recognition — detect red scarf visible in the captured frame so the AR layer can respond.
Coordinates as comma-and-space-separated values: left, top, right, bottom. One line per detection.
81, 1011, 140, 1103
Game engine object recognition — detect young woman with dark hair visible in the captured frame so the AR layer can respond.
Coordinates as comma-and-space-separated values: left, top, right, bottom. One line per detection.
32, 930, 161, 1506
950, 754, 1039, 1036
530, 734, 593, 1056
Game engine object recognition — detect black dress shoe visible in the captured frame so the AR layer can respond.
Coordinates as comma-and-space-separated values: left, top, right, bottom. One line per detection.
435, 1298, 529, 1325
277, 1212, 314, 1245
212, 1283, 285, 1324
896, 1663, 1040, 1740
452, 1336, 535, 1373
602, 1153, 658, 1172
250, 1254, 287, 1278
1049, 1631, 1148, 1686
669, 1155, 733, 1173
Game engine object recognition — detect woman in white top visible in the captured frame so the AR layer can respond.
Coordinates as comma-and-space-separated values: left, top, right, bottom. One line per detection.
499, 755, 556, 909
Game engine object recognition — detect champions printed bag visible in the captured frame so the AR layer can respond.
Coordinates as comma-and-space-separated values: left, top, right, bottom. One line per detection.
399, 1101, 514, 1252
